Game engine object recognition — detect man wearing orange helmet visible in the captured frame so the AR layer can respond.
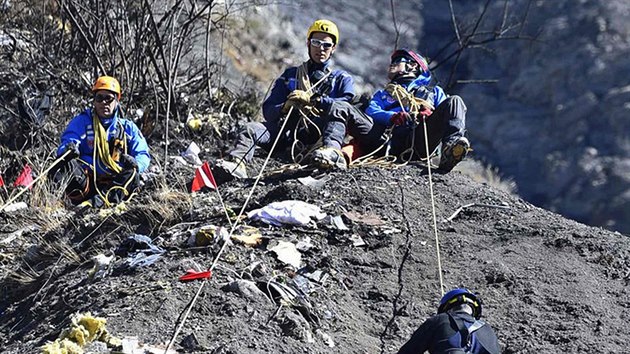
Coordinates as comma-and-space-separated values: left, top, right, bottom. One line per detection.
52, 76, 151, 208
215, 19, 355, 180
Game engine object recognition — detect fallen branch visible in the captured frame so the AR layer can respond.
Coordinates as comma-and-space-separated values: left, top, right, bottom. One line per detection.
443, 202, 510, 222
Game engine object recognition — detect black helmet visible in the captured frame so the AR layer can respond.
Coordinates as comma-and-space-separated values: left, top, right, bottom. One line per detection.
438, 288, 482, 319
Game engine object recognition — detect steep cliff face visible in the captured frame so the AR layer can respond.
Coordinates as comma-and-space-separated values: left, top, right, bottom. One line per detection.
266, 0, 630, 233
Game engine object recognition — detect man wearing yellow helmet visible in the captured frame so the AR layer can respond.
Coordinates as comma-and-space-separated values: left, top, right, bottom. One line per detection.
51, 76, 151, 208
215, 19, 355, 180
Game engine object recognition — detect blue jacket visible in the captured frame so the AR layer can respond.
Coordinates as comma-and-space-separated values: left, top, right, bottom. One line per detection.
366, 72, 446, 127
57, 108, 151, 175
262, 60, 355, 123
397, 311, 501, 354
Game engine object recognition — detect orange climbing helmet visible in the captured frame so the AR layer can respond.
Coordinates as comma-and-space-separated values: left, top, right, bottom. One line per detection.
91, 76, 121, 100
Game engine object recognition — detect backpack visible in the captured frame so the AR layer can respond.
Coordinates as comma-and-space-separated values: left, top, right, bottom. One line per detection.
447, 313, 487, 354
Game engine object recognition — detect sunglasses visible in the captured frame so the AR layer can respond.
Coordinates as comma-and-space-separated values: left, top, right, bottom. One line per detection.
94, 94, 116, 104
310, 38, 334, 50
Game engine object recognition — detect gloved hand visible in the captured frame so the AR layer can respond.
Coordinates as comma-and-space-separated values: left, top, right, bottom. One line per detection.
419, 105, 433, 118
281, 90, 312, 113
390, 111, 411, 126
413, 97, 435, 118
119, 154, 138, 170
61, 142, 80, 161
287, 90, 312, 105
310, 93, 322, 108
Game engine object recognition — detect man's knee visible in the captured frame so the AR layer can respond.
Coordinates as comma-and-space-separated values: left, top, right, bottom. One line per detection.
328, 101, 355, 123
440, 95, 467, 113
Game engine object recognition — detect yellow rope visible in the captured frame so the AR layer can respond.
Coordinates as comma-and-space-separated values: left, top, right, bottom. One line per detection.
286, 69, 333, 164
92, 114, 124, 174
90, 114, 135, 207
350, 84, 436, 169
385, 83, 434, 115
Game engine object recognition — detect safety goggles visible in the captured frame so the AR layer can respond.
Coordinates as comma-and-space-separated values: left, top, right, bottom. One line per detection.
390, 56, 413, 65
94, 94, 116, 104
310, 38, 334, 49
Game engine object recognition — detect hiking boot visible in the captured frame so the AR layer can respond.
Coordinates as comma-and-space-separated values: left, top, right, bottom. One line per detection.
213, 159, 248, 181
311, 147, 347, 170
439, 136, 470, 172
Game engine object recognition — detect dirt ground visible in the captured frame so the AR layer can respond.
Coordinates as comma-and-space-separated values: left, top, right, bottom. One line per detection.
1, 161, 628, 354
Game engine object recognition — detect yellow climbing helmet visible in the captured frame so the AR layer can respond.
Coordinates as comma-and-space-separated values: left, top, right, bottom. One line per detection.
307, 19, 339, 44
92, 76, 121, 100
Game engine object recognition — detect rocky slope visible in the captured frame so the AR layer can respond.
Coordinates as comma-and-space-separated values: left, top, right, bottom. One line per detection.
1, 165, 629, 353
255, 0, 630, 233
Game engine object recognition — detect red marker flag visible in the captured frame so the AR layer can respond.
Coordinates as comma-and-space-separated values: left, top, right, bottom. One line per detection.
191, 161, 217, 192
0, 174, 4, 187
14, 164, 33, 189
179, 269, 212, 281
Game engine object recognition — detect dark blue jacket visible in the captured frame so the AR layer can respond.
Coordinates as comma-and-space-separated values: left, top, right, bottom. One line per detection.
262, 60, 355, 123
367, 71, 446, 127
57, 108, 151, 175
397, 311, 501, 354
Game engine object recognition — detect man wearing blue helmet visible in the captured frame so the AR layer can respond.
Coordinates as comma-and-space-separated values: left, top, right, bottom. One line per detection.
397, 288, 500, 354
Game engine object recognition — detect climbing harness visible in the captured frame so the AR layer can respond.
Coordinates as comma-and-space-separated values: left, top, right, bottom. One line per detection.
87, 114, 137, 207
351, 83, 438, 168
287, 64, 332, 164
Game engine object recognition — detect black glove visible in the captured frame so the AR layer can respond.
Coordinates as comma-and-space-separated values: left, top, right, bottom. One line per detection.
310, 93, 322, 108
120, 154, 138, 170
61, 142, 80, 161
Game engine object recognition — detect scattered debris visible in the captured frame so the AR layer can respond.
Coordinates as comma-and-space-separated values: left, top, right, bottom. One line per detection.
269, 241, 302, 268
443, 202, 511, 222
181, 141, 203, 166
349, 234, 367, 247
296, 236, 315, 252
120, 336, 178, 354
316, 329, 335, 348
1, 224, 38, 243
89, 254, 114, 280
323, 215, 349, 230
187, 225, 229, 247
248, 200, 326, 226
231, 225, 262, 247
223, 279, 271, 303
114, 234, 166, 271
297, 175, 330, 189
2, 201, 28, 213
343, 210, 385, 226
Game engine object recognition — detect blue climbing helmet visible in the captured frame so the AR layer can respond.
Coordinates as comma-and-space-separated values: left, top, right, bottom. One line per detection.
438, 288, 482, 319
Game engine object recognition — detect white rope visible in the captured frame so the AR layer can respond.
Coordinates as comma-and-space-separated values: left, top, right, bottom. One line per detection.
165, 71, 337, 353
386, 84, 445, 296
